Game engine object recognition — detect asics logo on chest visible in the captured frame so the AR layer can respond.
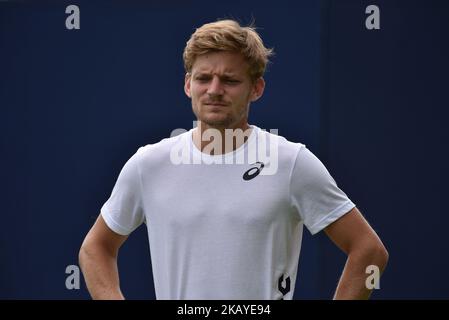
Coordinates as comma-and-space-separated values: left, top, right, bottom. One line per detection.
242, 162, 265, 181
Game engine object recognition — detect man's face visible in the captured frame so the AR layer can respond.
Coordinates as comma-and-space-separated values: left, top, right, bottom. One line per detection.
184, 51, 265, 130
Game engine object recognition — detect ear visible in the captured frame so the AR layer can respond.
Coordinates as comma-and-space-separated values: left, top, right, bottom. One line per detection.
250, 77, 265, 102
184, 73, 192, 98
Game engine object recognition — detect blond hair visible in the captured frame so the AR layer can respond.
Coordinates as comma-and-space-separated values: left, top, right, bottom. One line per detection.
183, 19, 274, 81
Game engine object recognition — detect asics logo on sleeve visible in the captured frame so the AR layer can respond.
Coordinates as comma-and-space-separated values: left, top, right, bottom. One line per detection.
242, 162, 265, 181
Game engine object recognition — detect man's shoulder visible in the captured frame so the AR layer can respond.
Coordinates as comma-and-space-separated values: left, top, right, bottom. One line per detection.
254, 126, 305, 154
128, 130, 191, 169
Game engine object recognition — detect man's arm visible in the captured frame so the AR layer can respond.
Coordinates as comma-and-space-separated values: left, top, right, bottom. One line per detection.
79, 214, 128, 300
324, 207, 389, 300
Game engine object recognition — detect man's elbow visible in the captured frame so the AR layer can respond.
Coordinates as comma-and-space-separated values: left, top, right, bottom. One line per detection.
369, 241, 389, 272
78, 242, 89, 271
78, 240, 97, 271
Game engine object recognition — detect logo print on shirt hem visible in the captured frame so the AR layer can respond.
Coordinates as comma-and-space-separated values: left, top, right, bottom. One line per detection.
278, 274, 291, 298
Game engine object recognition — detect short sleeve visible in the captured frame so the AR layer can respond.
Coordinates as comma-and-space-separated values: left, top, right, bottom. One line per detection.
290, 146, 355, 235
100, 149, 145, 235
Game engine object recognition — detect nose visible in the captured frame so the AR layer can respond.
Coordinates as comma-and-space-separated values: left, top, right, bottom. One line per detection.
207, 76, 224, 96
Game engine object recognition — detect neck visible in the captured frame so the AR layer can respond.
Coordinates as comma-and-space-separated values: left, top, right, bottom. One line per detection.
192, 121, 252, 155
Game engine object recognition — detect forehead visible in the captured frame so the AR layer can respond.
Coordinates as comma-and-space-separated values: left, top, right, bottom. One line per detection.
191, 51, 249, 76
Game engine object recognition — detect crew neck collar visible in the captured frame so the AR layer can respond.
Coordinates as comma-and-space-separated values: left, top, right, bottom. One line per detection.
189, 125, 259, 162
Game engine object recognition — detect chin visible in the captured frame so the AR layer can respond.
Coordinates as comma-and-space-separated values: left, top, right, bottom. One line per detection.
201, 117, 233, 128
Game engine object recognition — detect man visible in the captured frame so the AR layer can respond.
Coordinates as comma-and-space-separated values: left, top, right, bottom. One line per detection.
79, 19, 388, 300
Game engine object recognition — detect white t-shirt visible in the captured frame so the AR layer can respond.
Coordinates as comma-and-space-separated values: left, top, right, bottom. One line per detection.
101, 126, 355, 299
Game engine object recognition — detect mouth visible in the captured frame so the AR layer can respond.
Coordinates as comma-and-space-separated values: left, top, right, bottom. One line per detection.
203, 102, 229, 107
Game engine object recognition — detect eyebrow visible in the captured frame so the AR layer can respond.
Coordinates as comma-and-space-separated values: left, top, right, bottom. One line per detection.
193, 72, 239, 78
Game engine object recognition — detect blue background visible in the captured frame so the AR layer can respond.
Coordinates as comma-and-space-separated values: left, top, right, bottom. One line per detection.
1, 0, 448, 299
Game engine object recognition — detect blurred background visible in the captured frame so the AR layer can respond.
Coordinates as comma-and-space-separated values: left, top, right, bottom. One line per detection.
1, 0, 448, 299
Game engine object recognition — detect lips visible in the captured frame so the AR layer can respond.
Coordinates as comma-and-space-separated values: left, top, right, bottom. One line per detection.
203, 102, 229, 107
